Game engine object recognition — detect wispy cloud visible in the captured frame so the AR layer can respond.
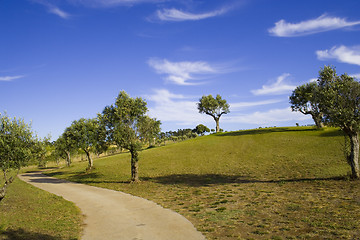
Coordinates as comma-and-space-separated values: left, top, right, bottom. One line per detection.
155, 6, 229, 22
0, 75, 25, 81
230, 99, 282, 110
316, 45, 360, 66
269, 14, 360, 37
224, 107, 310, 125
68, 0, 160, 8
251, 73, 296, 96
32, 0, 70, 19
148, 58, 222, 85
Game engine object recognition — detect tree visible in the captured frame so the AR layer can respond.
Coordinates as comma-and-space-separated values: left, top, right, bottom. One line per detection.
289, 82, 324, 128
64, 118, 105, 170
193, 124, 210, 136
102, 91, 161, 182
0, 113, 38, 201
317, 66, 360, 179
197, 94, 230, 133
137, 116, 161, 147
54, 134, 76, 167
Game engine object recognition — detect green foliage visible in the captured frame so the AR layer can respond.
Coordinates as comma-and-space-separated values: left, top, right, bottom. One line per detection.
64, 117, 106, 169
317, 66, 360, 132
289, 81, 323, 128
0, 113, 39, 201
193, 124, 210, 136
197, 94, 230, 132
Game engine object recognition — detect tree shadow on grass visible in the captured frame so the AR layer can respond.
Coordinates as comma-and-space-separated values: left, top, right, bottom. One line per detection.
143, 174, 349, 187
45, 171, 131, 185
216, 127, 318, 137
0, 228, 62, 240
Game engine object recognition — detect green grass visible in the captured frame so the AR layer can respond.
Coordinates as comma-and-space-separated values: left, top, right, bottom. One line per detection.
46, 126, 360, 239
0, 177, 83, 240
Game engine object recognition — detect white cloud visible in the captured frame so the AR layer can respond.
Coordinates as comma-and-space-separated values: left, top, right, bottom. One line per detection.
156, 7, 229, 22
146, 89, 298, 129
251, 73, 296, 96
269, 14, 360, 37
230, 99, 282, 110
48, 5, 70, 19
316, 45, 360, 66
67, 0, 159, 8
0, 75, 25, 81
148, 58, 219, 85
32, 0, 70, 19
224, 107, 310, 125
351, 73, 360, 80
146, 89, 208, 125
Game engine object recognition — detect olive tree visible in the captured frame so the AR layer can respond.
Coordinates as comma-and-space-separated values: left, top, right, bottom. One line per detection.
193, 124, 210, 136
289, 82, 324, 128
0, 113, 38, 201
101, 91, 161, 182
64, 118, 106, 170
197, 94, 230, 133
317, 66, 360, 179
54, 134, 76, 167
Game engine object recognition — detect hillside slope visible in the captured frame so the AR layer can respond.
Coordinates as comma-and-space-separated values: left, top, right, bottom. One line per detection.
48, 127, 360, 240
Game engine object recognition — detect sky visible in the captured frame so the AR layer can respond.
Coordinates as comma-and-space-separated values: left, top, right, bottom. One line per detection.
1, 0, 360, 140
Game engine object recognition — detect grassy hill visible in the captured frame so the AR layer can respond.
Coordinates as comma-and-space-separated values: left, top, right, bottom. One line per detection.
45, 127, 360, 239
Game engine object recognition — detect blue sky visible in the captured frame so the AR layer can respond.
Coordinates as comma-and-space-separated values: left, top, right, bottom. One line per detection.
1, 0, 360, 140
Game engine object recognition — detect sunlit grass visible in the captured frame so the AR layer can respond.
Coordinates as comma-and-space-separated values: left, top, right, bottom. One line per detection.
47, 126, 360, 239
0, 177, 83, 240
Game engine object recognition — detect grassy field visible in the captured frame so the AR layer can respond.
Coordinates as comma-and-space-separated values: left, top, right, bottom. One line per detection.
0, 175, 83, 240
45, 126, 360, 239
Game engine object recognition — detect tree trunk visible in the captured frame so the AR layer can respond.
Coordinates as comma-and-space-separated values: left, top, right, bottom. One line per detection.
0, 184, 7, 202
84, 149, 93, 170
130, 149, 140, 183
311, 113, 324, 129
349, 133, 360, 179
66, 151, 71, 167
215, 118, 220, 133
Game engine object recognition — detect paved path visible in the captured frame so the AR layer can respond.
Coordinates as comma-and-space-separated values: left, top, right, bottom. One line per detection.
19, 172, 205, 240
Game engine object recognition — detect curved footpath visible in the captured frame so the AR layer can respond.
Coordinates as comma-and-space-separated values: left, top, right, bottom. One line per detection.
19, 172, 205, 240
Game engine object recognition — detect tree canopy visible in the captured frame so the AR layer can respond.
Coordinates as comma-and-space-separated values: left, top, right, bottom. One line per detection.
193, 124, 210, 136
197, 94, 230, 133
0, 113, 39, 201
64, 118, 106, 170
289, 81, 324, 128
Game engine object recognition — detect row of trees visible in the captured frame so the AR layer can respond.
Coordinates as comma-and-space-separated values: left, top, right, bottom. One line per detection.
54, 91, 160, 182
290, 66, 360, 179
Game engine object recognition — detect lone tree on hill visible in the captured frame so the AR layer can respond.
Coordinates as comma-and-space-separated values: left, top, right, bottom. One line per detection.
197, 94, 230, 133
101, 91, 161, 183
0, 113, 39, 202
289, 81, 324, 129
317, 65, 360, 179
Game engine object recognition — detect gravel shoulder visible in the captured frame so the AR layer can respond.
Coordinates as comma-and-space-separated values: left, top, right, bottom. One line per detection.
19, 172, 205, 240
